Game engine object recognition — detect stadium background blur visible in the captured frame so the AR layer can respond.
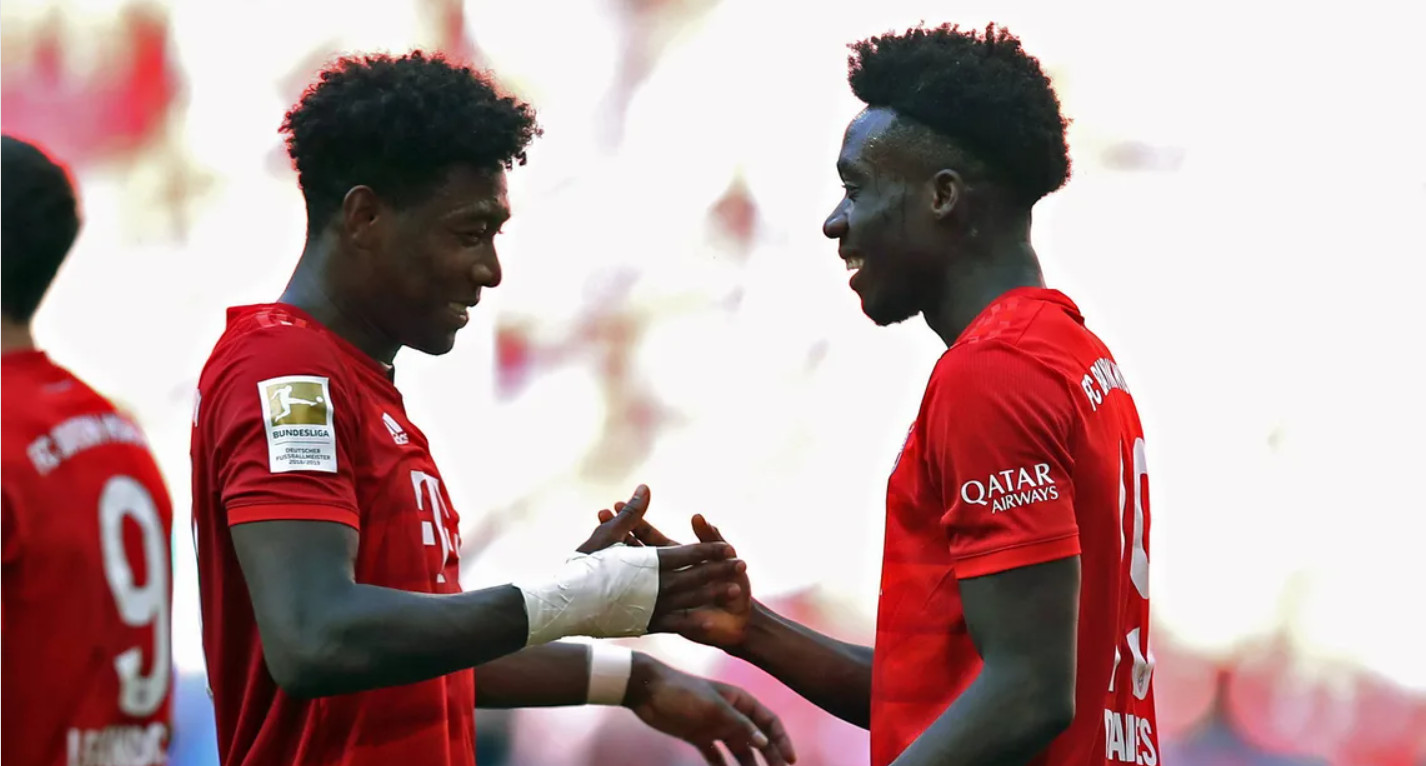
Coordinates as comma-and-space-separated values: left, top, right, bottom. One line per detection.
3, 0, 1424, 764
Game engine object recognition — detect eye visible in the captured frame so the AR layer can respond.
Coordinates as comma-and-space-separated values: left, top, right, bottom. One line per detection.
460, 225, 500, 245
842, 183, 859, 201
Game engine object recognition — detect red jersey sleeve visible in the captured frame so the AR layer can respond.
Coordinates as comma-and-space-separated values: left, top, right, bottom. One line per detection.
927, 342, 1081, 579
204, 326, 361, 529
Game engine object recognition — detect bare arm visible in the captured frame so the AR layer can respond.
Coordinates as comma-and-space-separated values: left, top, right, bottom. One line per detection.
474, 642, 590, 708
729, 603, 873, 728
476, 643, 799, 765
232, 520, 527, 698
231, 494, 740, 700
890, 556, 1080, 766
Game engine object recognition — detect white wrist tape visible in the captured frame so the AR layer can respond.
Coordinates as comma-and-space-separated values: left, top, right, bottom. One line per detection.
586, 644, 634, 705
514, 544, 660, 646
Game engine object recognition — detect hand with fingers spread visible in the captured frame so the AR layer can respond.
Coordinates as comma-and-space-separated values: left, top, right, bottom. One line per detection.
624, 653, 797, 766
597, 504, 754, 649
516, 485, 747, 644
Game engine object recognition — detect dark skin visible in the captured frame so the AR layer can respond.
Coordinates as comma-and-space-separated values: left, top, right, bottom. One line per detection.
475, 643, 795, 766
606, 107, 1080, 764
233, 487, 736, 696
234, 166, 797, 763
826, 108, 1045, 344
278, 165, 511, 363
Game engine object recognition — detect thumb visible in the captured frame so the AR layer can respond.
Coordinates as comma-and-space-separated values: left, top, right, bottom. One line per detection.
597, 501, 627, 524
605, 485, 650, 536
691, 514, 725, 544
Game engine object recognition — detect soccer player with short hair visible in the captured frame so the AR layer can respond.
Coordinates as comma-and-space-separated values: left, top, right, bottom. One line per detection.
614, 24, 1160, 766
2, 135, 175, 766
190, 53, 794, 766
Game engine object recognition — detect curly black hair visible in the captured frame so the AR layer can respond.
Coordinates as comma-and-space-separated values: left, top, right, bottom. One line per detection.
281, 51, 541, 227
2, 135, 80, 323
848, 23, 1070, 204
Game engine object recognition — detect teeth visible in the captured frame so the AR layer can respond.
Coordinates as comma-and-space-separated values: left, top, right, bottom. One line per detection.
844, 256, 865, 271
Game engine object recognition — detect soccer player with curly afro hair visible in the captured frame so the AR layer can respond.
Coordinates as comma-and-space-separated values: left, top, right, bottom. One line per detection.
629, 24, 1161, 766
188, 52, 795, 766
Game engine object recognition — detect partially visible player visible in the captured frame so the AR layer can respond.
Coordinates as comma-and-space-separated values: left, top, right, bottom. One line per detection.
2, 135, 175, 766
612, 24, 1160, 766
190, 52, 794, 766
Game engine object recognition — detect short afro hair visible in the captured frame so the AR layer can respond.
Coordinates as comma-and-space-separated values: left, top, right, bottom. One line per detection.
2, 135, 80, 324
848, 23, 1070, 204
281, 51, 541, 227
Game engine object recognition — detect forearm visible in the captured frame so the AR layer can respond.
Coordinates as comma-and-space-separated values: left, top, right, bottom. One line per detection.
730, 602, 873, 727
475, 642, 591, 708
890, 667, 1072, 766
476, 643, 657, 710
282, 583, 528, 697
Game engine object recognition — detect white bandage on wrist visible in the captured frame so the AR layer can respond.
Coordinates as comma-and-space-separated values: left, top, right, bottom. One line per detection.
514, 544, 660, 646
586, 644, 634, 705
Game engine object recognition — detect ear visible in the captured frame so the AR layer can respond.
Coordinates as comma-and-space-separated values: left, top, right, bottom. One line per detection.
930, 169, 964, 220
340, 185, 383, 250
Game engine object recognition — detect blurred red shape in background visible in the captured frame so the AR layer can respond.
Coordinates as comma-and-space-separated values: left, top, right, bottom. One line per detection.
2, 5, 180, 167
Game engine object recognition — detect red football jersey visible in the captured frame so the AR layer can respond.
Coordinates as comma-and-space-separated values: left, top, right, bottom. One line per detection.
190, 304, 473, 766
1, 350, 174, 766
872, 288, 1158, 766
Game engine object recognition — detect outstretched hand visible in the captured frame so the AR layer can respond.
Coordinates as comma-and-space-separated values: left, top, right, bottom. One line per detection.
597, 504, 754, 649
578, 486, 747, 634
626, 654, 797, 766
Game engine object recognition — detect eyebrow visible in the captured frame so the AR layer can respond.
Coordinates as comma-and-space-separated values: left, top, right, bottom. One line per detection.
446, 202, 510, 224
836, 158, 863, 180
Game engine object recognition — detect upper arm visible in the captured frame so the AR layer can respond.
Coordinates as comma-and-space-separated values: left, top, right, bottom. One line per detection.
231, 520, 359, 657
958, 556, 1080, 707
926, 344, 1082, 703
201, 327, 365, 658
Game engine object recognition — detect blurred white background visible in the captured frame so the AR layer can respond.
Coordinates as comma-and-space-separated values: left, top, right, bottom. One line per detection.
4, 0, 1424, 763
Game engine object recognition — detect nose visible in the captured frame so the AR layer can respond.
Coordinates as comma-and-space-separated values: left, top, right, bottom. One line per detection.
475, 251, 502, 289
823, 202, 848, 240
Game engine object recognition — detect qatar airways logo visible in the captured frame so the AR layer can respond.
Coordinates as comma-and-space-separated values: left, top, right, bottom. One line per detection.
959, 464, 1060, 513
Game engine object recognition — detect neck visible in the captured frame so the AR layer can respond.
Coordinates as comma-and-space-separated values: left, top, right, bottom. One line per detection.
280, 234, 401, 365
923, 214, 1045, 347
0, 317, 36, 354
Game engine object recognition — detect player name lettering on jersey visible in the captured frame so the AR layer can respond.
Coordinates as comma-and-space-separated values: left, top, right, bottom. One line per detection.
1080, 357, 1130, 412
1103, 709, 1157, 766
66, 723, 168, 766
26, 412, 148, 475
959, 463, 1060, 513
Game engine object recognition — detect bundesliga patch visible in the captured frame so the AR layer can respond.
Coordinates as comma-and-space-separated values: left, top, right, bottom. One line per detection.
257, 375, 337, 473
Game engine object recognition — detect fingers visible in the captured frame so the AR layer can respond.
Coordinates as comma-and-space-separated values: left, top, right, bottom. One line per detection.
600, 485, 650, 538
692, 514, 727, 544
722, 685, 796, 765
578, 488, 651, 554
657, 541, 735, 571
657, 559, 744, 613
657, 581, 744, 614
632, 517, 680, 547
727, 747, 760, 766
595, 507, 641, 546
709, 701, 772, 766
696, 743, 726, 766
646, 607, 696, 635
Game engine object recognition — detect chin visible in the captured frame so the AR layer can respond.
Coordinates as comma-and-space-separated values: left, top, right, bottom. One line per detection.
861, 297, 919, 327
408, 333, 459, 356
